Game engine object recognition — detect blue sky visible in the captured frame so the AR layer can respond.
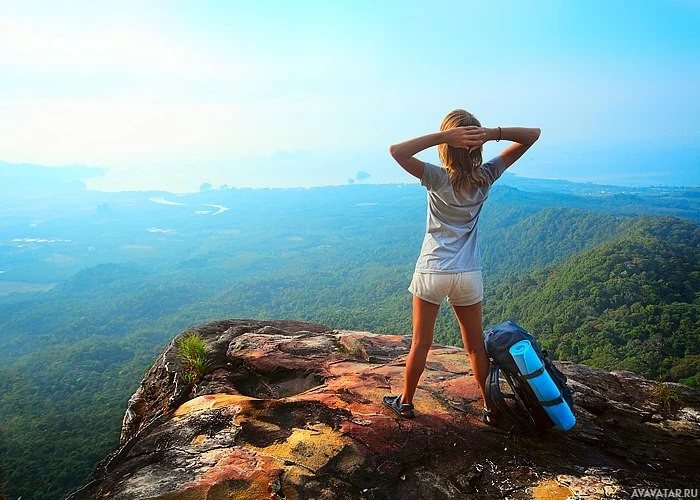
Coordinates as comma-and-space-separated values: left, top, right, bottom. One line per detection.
1, 0, 698, 191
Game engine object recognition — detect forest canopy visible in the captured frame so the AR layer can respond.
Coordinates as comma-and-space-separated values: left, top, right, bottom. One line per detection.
0, 181, 698, 499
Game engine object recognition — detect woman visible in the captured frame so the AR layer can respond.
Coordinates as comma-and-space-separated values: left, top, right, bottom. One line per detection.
382, 109, 540, 423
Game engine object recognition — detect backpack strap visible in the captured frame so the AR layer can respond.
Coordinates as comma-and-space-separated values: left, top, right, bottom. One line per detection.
521, 366, 545, 380
485, 364, 538, 434
538, 396, 564, 407
517, 366, 565, 407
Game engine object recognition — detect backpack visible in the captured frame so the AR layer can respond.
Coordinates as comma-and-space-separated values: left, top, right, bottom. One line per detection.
483, 320, 575, 434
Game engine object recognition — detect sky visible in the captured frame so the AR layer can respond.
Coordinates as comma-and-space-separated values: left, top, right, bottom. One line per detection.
1, 0, 699, 192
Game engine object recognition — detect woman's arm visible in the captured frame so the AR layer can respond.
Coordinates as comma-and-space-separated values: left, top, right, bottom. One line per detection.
487, 127, 541, 169
389, 128, 486, 179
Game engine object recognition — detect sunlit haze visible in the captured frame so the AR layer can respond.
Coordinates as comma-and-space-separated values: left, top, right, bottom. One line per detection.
1, 0, 699, 192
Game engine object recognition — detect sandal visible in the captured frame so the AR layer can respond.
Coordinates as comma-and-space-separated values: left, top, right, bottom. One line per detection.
382, 394, 415, 419
482, 407, 498, 427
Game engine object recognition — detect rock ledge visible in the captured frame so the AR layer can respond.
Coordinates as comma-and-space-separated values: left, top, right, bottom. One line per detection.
70, 319, 700, 499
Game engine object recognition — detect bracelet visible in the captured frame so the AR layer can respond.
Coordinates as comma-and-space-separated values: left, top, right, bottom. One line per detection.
497, 126, 502, 142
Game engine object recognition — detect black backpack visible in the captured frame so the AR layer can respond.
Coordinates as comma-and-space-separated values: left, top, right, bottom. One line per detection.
483, 321, 575, 434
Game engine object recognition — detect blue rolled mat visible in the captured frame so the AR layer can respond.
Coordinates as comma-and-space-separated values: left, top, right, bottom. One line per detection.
509, 340, 576, 431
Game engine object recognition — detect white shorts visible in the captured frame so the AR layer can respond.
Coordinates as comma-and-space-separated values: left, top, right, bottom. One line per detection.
409, 270, 483, 307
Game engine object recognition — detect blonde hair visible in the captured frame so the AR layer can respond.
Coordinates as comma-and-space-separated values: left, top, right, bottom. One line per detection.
438, 109, 487, 194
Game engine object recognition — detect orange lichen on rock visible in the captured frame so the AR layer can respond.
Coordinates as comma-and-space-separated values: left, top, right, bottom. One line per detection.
174, 393, 247, 418
180, 447, 284, 499
530, 479, 575, 499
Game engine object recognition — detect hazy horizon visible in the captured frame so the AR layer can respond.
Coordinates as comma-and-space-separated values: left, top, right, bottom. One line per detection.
2, 145, 699, 195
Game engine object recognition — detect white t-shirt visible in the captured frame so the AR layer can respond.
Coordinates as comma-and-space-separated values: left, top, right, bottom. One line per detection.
414, 156, 507, 273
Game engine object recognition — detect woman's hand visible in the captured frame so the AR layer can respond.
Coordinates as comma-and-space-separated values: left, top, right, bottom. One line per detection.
442, 126, 489, 152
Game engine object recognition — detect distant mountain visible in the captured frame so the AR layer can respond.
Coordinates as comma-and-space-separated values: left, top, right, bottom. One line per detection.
482, 208, 624, 276
486, 183, 700, 220
0, 160, 105, 196
499, 171, 699, 195
0, 161, 103, 180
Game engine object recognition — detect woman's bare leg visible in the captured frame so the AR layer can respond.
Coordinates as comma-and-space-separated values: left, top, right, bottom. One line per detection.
402, 295, 441, 405
451, 301, 489, 406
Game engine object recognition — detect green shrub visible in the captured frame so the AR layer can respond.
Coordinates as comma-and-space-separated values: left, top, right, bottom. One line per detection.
176, 331, 211, 384
652, 382, 680, 413
679, 375, 699, 389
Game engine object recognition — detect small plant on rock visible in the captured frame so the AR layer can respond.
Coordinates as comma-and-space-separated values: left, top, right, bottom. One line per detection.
176, 331, 211, 384
653, 382, 680, 414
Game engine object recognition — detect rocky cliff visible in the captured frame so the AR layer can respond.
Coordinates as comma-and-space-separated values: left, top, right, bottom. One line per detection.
70, 319, 700, 499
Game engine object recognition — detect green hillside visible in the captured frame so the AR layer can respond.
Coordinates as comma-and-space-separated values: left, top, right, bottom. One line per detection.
484, 216, 700, 385
481, 207, 624, 276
